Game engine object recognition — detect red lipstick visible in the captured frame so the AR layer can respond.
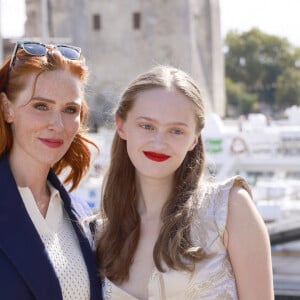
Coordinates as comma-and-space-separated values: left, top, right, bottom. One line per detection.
39, 138, 64, 148
143, 151, 170, 162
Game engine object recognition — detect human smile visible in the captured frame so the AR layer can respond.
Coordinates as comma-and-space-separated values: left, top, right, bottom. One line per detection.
143, 151, 170, 162
39, 138, 64, 148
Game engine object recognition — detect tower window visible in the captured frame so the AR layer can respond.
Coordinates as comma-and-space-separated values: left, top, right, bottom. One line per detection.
133, 12, 141, 29
93, 14, 101, 30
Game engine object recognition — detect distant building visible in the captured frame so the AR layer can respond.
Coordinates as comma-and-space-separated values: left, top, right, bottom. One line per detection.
0, 39, 16, 62
25, 0, 226, 125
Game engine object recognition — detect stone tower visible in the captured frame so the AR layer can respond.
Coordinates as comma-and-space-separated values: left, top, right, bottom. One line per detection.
25, 0, 225, 119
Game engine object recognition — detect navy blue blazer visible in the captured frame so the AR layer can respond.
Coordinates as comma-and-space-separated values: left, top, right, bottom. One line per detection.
0, 155, 103, 300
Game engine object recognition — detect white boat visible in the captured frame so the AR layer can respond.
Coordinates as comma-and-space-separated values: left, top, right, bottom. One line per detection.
202, 106, 300, 223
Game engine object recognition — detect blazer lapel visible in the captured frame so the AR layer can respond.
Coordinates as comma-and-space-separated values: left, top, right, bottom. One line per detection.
0, 156, 63, 300
48, 170, 103, 300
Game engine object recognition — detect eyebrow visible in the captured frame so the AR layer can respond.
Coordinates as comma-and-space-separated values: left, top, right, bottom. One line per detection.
30, 97, 81, 106
136, 116, 189, 127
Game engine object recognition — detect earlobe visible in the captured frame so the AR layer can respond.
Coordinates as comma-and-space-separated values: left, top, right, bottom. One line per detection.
1, 92, 14, 123
189, 135, 199, 151
115, 114, 127, 140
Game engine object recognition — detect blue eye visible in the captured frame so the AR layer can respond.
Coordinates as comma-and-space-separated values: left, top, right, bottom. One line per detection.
170, 128, 183, 135
64, 106, 78, 114
141, 124, 154, 130
34, 103, 48, 111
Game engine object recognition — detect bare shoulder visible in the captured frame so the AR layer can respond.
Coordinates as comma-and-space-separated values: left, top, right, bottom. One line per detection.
226, 183, 268, 243
228, 183, 262, 224
225, 183, 274, 299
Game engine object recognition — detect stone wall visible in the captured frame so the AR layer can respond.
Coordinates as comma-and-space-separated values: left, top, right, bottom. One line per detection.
25, 0, 225, 121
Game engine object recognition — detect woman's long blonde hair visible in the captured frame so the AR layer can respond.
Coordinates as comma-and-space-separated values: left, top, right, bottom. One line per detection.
97, 66, 206, 282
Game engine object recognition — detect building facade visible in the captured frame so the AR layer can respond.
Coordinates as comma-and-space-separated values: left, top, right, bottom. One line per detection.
25, 0, 226, 123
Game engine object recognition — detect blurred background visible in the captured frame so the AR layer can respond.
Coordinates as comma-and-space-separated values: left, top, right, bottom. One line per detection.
1, 1, 300, 298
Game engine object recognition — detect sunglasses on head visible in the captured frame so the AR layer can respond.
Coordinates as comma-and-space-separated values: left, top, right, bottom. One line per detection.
0, 41, 82, 93
9, 41, 82, 69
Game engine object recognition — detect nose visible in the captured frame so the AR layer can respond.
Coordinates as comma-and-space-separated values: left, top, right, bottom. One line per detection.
48, 111, 64, 131
152, 131, 167, 149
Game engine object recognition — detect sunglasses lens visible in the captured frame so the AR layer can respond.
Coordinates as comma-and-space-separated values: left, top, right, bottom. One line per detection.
23, 43, 47, 56
57, 46, 81, 60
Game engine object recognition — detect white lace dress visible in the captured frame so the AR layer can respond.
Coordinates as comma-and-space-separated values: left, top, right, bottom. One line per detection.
102, 176, 251, 300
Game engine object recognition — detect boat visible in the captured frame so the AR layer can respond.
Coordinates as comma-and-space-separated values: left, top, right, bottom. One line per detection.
202, 106, 300, 223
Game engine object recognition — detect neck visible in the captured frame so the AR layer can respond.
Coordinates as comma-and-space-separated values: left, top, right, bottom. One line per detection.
8, 152, 50, 197
136, 174, 174, 219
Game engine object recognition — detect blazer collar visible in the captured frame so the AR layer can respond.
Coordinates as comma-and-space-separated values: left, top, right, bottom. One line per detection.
0, 155, 102, 300
47, 169, 103, 299
0, 155, 63, 299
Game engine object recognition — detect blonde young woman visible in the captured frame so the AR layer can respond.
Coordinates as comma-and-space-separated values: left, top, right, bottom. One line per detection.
96, 66, 273, 300
0, 41, 103, 299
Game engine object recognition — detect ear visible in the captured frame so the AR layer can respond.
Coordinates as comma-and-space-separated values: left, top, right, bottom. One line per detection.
1, 92, 14, 123
188, 134, 199, 151
115, 114, 127, 140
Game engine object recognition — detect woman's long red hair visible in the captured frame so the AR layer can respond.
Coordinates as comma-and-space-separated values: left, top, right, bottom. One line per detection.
0, 46, 97, 191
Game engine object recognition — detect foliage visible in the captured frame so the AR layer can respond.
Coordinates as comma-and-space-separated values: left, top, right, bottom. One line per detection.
225, 78, 257, 116
275, 68, 300, 109
224, 28, 300, 116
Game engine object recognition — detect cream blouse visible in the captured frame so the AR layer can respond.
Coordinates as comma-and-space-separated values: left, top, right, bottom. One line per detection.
18, 182, 90, 300
102, 176, 251, 300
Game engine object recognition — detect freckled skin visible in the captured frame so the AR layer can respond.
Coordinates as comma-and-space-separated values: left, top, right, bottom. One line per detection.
5, 70, 82, 170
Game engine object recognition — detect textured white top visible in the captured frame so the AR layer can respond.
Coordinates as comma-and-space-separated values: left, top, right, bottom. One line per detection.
18, 182, 90, 300
102, 176, 251, 300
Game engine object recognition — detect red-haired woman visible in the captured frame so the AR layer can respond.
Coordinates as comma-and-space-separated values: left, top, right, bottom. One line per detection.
0, 41, 102, 300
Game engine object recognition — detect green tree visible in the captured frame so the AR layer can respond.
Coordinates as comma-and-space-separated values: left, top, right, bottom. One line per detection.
225, 28, 299, 114
226, 78, 258, 117
275, 68, 300, 109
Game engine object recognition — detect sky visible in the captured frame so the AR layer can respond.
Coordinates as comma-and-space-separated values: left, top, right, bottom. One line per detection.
1, 0, 300, 47
0, 0, 26, 38
219, 0, 300, 47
